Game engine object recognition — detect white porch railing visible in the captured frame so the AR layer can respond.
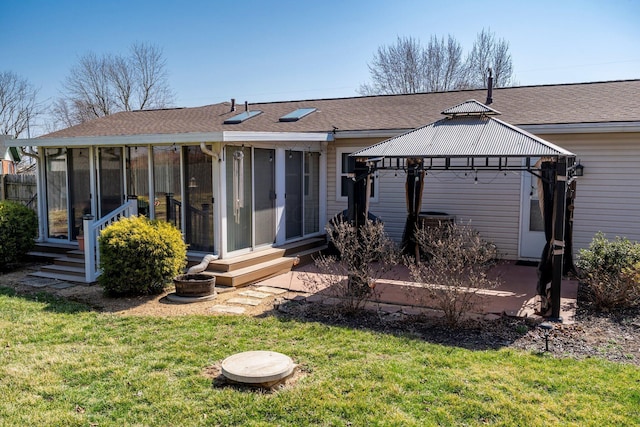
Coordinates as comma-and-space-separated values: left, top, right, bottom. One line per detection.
82, 197, 139, 283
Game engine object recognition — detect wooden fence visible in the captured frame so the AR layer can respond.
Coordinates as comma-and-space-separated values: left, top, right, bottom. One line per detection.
0, 174, 37, 209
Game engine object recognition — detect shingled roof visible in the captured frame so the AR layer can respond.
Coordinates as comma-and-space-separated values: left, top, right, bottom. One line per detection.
42, 79, 640, 139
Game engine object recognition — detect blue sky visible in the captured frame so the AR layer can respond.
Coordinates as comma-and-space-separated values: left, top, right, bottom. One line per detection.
2, 0, 639, 135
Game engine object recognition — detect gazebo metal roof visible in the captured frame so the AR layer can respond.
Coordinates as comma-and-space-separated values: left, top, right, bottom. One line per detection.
351, 100, 575, 171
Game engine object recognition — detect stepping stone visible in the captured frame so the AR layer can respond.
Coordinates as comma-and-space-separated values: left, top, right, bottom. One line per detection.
210, 305, 246, 314
255, 286, 288, 295
20, 277, 59, 288
227, 297, 262, 306
49, 282, 75, 289
239, 290, 271, 299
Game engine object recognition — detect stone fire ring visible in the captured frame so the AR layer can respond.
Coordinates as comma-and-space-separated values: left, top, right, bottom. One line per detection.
221, 351, 295, 385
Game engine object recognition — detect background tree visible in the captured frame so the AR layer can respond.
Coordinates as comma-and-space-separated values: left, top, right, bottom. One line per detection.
52, 42, 174, 128
359, 29, 514, 95
466, 28, 513, 88
0, 71, 40, 138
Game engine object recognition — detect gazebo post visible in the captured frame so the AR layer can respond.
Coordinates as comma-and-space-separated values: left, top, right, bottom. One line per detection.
550, 157, 568, 320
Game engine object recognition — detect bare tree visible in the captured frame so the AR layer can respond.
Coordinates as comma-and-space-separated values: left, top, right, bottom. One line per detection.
358, 36, 429, 95
0, 71, 40, 138
359, 29, 514, 95
52, 42, 175, 128
466, 28, 513, 88
130, 42, 173, 110
425, 35, 469, 91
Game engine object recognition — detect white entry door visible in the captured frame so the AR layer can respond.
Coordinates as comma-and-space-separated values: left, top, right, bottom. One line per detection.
519, 168, 547, 259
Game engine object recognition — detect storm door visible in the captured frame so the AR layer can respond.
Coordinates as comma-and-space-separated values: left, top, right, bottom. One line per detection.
69, 148, 91, 239
97, 147, 124, 218
304, 152, 320, 235
184, 146, 214, 252
44, 148, 69, 239
226, 145, 252, 252
285, 151, 303, 239
254, 148, 276, 246
520, 166, 546, 259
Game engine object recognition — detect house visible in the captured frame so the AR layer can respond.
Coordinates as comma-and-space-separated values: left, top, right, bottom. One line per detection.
0, 135, 21, 175
7, 79, 640, 284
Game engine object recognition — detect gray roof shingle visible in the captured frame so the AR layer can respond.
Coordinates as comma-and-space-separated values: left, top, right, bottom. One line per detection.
41, 80, 640, 139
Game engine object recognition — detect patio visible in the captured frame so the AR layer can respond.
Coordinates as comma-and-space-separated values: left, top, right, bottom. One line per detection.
258, 261, 579, 323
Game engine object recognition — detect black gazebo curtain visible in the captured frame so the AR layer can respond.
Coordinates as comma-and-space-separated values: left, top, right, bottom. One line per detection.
537, 161, 577, 314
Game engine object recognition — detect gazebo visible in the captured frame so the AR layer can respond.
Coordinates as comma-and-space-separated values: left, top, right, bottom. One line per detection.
348, 99, 579, 320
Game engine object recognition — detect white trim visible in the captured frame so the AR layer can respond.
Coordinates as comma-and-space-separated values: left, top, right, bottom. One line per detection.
9, 131, 332, 148
520, 122, 640, 134
335, 147, 379, 203
221, 131, 332, 142
334, 129, 410, 139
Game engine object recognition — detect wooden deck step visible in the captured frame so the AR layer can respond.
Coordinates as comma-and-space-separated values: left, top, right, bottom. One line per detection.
51, 256, 85, 268
39, 264, 85, 278
213, 257, 295, 288
206, 248, 286, 273
292, 244, 328, 266
278, 237, 327, 256
26, 251, 64, 262
31, 241, 78, 254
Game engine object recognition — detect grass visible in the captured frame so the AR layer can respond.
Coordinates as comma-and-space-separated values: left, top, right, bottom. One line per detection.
0, 287, 639, 426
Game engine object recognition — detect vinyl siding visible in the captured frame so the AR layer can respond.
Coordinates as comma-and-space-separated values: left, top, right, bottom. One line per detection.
329, 132, 640, 260
543, 132, 640, 253
329, 139, 521, 259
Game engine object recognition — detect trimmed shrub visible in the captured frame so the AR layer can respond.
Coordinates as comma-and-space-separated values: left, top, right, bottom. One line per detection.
0, 201, 38, 270
577, 232, 640, 310
98, 216, 187, 296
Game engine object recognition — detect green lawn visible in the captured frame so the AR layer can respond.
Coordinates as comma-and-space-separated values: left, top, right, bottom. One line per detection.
1, 287, 638, 427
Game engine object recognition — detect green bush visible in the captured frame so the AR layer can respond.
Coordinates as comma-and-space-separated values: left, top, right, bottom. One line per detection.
0, 200, 38, 269
577, 232, 640, 310
98, 216, 187, 296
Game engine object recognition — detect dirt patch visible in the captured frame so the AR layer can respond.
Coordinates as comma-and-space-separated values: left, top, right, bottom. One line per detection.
2, 262, 639, 366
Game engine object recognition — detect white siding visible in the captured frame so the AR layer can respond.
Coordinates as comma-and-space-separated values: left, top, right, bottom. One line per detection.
544, 133, 640, 253
329, 132, 640, 260
329, 139, 521, 259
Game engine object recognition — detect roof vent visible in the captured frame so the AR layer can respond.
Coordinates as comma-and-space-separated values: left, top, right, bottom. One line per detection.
231, 99, 236, 112
486, 68, 493, 105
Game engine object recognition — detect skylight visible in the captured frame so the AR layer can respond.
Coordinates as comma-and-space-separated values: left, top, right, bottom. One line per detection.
279, 107, 316, 122
224, 110, 263, 124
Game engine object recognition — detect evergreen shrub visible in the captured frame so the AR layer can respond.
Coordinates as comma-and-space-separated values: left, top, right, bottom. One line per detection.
98, 216, 187, 296
577, 232, 640, 310
0, 200, 37, 269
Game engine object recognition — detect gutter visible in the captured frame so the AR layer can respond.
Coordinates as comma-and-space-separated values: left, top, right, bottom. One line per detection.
520, 122, 640, 134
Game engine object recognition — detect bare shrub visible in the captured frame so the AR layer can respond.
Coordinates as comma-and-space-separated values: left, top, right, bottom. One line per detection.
306, 218, 399, 313
407, 222, 500, 326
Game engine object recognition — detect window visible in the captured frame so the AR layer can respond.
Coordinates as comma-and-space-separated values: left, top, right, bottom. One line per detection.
279, 107, 316, 122
223, 110, 262, 124
335, 147, 377, 202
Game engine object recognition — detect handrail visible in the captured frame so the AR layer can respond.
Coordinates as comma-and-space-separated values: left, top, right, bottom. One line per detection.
82, 198, 138, 283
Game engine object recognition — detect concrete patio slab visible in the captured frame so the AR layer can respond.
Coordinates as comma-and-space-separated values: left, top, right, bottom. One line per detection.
256, 261, 578, 323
